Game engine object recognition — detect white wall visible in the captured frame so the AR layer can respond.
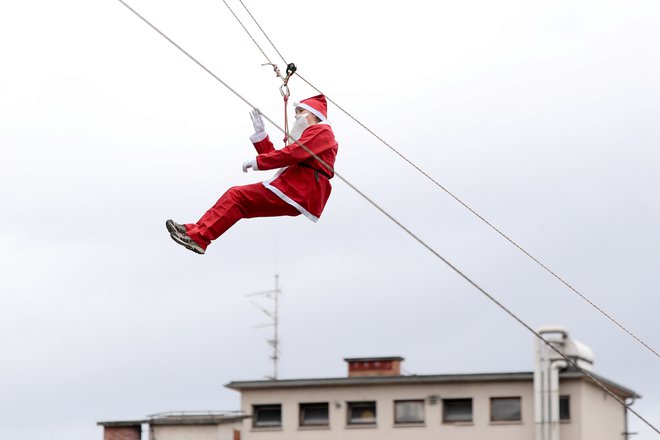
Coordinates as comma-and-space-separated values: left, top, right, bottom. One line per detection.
151, 423, 239, 440
240, 381, 535, 440
238, 379, 628, 440
579, 382, 627, 440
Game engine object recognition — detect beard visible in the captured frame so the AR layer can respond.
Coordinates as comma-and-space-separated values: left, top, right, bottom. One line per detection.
289, 114, 310, 141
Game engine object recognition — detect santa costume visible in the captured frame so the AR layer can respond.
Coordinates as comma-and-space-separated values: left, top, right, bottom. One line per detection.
167, 94, 339, 254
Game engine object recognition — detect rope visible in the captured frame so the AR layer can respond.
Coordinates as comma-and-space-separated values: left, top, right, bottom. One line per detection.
282, 94, 289, 145
232, 0, 660, 361
114, 1, 659, 433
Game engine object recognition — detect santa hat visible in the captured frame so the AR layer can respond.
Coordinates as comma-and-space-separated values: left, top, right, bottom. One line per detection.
294, 94, 328, 121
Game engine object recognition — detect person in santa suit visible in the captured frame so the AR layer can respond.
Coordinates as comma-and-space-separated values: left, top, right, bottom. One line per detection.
166, 94, 338, 254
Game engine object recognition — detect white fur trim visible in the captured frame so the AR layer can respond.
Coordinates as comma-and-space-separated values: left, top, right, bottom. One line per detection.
295, 103, 326, 121
250, 131, 267, 143
262, 169, 319, 222
251, 158, 259, 171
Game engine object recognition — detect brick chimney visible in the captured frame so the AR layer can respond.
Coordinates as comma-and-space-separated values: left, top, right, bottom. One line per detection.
344, 356, 404, 377
98, 421, 143, 440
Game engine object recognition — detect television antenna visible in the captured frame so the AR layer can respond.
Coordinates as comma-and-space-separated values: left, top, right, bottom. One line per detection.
247, 274, 281, 380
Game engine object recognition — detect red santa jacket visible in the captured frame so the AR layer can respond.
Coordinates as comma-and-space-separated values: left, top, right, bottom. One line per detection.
252, 123, 339, 222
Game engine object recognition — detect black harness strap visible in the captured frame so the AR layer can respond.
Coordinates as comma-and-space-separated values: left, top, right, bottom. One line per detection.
298, 162, 332, 181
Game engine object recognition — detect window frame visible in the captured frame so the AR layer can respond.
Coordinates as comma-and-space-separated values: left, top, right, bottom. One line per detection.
252, 404, 282, 428
346, 401, 377, 426
299, 402, 330, 427
442, 398, 474, 423
490, 397, 522, 423
393, 399, 425, 425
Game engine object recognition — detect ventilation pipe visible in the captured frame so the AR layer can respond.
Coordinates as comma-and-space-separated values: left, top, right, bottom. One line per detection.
534, 327, 594, 440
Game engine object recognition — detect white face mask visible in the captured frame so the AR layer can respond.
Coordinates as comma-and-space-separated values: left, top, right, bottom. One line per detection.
289, 111, 310, 141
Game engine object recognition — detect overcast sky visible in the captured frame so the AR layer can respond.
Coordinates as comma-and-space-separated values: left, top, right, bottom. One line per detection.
1, 1, 659, 439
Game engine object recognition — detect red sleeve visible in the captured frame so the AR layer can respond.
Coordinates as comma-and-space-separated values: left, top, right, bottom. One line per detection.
255, 125, 335, 171
252, 135, 276, 155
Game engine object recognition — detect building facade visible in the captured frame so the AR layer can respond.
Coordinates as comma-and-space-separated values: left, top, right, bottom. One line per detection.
227, 356, 637, 440
98, 330, 638, 440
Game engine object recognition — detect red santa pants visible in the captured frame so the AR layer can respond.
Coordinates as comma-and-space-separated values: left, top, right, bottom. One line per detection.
185, 182, 300, 249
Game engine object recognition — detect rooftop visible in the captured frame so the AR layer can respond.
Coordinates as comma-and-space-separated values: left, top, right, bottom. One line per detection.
226, 369, 639, 399
98, 411, 248, 427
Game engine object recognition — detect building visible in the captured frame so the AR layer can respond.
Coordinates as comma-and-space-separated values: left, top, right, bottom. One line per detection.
99, 328, 639, 440
98, 412, 246, 440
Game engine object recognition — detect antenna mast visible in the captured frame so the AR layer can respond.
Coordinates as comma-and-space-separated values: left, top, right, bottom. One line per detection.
247, 274, 281, 380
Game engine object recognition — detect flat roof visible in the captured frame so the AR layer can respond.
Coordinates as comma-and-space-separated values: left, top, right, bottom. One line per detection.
97, 420, 144, 427
150, 414, 248, 426
98, 412, 248, 427
226, 370, 639, 399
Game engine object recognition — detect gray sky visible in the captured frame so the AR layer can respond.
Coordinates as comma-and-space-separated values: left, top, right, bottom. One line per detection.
1, 0, 659, 438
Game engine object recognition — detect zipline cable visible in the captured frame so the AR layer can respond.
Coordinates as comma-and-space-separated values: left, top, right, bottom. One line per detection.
235, 0, 287, 66
220, 0, 273, 66
114, 0, 659, 433
221, 0, 297, 144
230, 0, 660, 361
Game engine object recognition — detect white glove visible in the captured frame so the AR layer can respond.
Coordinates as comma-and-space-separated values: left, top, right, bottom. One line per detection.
242, 158, 258, 173
249, 109, 266, 142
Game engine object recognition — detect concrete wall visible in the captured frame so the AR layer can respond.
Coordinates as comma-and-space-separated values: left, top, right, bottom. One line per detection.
579, 381, 626, 440
151, 424, 240, 440
559, 379, 582, 440
240, 381, 537, 440
237, 379, 627, 440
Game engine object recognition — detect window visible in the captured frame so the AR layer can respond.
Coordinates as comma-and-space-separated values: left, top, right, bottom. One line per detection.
394, 400, 424, 424
491, 397, 521, 422
300, 402, 329, 427
253, 404, 282, 428
347, 401, 377, 425
443, 398, 473, 423
560, 395, 570, 421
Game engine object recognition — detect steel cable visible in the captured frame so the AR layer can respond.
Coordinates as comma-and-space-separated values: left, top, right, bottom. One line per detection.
220, 0, 273, 65
114, 0, 659, 433
231, 0, 660, 361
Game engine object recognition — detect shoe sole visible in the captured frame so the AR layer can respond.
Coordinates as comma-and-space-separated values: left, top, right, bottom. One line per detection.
170, 232, 205, 255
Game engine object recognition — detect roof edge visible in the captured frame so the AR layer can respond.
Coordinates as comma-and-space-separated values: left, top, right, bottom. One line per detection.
225, 370, 639, 398
97, 420, 145, 427
226, 371, 534, 390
